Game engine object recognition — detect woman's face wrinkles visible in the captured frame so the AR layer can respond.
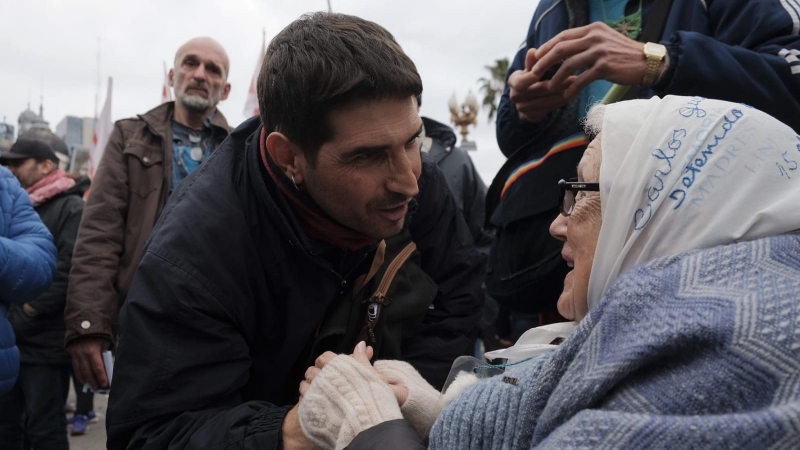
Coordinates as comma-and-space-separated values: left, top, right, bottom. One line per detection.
549, 139, 603, 321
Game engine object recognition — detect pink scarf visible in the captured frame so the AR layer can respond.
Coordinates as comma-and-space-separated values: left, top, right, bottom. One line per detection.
26, 169, 76, 206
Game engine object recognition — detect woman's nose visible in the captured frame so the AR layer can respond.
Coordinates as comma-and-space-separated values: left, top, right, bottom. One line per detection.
550, 212, 568, 241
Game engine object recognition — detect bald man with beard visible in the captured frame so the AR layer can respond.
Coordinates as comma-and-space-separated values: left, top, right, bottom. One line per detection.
65, 37, 233, 390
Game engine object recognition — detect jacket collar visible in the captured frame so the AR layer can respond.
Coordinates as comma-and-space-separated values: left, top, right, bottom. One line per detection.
138, 101, 231, 138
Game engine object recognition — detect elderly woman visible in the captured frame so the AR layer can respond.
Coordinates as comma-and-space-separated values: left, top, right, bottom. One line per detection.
297, 95, 800, 450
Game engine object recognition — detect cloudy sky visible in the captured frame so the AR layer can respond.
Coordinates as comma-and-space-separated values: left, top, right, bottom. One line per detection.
0, 0, 540, 182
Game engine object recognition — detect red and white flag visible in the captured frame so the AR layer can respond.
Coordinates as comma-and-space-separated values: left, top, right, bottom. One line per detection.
161, 61, 173, 104
243, 30, 266, 118
90, 77, 113, 179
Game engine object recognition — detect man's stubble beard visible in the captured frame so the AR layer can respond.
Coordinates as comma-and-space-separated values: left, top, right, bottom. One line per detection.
303, 173, 405, 240
178, 93, 219, 113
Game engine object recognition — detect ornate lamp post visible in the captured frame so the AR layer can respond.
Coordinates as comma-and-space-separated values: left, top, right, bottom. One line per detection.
448, 91, 479, 151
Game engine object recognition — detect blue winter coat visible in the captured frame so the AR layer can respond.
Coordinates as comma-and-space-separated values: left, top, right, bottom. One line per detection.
496, 0, 800, 156
0, 166, 57, 392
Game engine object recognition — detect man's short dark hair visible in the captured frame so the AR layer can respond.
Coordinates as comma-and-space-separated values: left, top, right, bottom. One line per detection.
257, 12, 423, 164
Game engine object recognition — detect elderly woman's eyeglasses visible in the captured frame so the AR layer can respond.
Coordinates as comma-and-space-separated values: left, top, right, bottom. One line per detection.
558, 179, 600, 217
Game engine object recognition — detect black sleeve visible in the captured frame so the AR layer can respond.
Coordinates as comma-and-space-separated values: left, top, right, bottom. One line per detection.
459, 152, 493, 256
495, 13, 554, 157
28, 197, 82, 316
106, 249, 290, 450
405, 157, 485, 389
655, 0, 800, 132
346, 420, 426, 450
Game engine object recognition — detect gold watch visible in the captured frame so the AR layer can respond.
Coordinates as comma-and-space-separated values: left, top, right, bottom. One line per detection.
642, 42, 667, 87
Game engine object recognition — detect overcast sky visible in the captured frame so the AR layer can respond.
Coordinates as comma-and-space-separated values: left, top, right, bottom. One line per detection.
0, 0, 540, 183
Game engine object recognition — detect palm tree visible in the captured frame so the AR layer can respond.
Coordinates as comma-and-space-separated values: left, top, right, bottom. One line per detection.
478, 57, 510, 123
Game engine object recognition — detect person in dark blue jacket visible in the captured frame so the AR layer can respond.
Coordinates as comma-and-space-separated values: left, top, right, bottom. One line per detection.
0, 165, 57, 395
498, 0, 800, 155
486, 0, 800, 330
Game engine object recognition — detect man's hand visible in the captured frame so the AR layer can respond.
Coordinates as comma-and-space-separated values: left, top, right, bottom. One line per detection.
300, 342, 409, 406
282, 405, 316, 450
67, 336, 111, 390
532, 22, 662, 100
508, 47, 577, 123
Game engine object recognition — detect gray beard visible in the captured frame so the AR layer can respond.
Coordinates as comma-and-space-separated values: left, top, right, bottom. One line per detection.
179, 94, 216, 113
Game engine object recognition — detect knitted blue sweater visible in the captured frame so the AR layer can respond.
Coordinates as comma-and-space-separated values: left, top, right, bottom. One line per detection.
430, 234, 800, 450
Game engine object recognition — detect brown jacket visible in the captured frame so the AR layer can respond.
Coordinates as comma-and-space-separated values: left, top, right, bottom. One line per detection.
64, 102, 230, 345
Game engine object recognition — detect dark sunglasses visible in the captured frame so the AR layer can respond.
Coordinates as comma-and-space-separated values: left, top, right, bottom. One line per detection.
558, 178, 600, 216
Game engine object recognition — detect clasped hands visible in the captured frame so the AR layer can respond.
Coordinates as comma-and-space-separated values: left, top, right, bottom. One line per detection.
509, 22, 657, 123
284, 341, 441, 450
300, 341, 409, 405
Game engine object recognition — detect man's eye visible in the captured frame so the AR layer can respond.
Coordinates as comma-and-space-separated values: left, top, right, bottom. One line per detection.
352, 153, 373, 162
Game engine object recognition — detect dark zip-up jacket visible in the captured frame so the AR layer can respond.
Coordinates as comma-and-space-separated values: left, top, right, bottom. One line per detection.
9, 176, 89, 364
106, 117, 485, 450
497, 0, 800, 157
421, 117, 492, 256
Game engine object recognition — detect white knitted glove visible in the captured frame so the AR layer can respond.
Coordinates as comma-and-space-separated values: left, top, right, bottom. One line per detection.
373, 360, 441, 439
299, 355, 403, 450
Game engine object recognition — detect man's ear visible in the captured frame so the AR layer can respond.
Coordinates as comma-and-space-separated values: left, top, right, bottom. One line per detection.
40, 160, 56, 175
220, 82, 231, 101
168, 68, 175, 87
266, 132, 306, 185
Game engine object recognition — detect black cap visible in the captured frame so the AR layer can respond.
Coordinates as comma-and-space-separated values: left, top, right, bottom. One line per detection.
0, 138, 59, 166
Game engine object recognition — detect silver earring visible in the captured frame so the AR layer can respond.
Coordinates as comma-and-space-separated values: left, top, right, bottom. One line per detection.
291, 175, 300, 190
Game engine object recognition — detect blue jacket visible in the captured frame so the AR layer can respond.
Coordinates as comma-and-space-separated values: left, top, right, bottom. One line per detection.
0, 166, 57, 392
497, 0, 800, 156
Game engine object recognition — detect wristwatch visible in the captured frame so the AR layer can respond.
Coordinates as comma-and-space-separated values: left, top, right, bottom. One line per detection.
642, 42, 667, 87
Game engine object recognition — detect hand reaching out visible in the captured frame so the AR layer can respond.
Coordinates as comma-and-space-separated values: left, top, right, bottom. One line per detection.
508, 48, 577, 123
531, 22, 664, 99
509, 22, 666, 123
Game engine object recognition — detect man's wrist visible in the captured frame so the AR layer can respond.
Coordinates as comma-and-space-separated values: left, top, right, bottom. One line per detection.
642, 42, 668, 87
281, 405, 314, 450
655, 53, 670, 86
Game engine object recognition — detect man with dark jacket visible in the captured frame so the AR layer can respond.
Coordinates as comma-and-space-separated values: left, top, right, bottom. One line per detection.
0, 139, 88, 450
65, 37, 232, 390
106, 13, 484, 450
487, 0, 800, 333
419, 116, 491, 255
418, 112, 502, 353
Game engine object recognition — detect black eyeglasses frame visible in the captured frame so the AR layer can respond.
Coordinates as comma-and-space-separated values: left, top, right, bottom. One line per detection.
558, 178, 600, 217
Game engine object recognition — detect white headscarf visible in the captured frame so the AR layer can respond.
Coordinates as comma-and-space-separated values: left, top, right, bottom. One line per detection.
588, 95, 800, 307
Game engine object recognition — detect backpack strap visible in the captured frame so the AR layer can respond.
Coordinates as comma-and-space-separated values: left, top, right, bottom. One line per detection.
359, 241, 418, 344
351, 240, 387, 296
641, 0, 675, 43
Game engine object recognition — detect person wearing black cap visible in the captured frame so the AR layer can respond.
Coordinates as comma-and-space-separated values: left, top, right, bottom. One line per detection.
0, 139, 61, 188
0, 138, 90, 450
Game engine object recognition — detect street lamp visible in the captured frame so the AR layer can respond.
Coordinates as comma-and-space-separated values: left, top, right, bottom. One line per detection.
448, 90, 479, 150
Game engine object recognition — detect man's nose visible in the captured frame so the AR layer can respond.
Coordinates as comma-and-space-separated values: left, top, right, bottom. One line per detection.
387, 151, 419, 198
192, 65, 207, 82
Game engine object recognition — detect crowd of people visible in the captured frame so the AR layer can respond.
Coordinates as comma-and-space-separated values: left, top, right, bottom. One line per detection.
1, 1, 799, 449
